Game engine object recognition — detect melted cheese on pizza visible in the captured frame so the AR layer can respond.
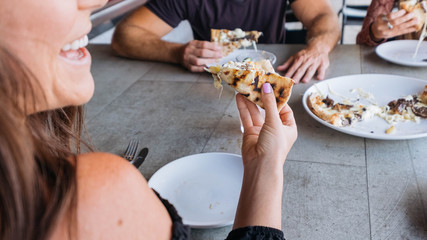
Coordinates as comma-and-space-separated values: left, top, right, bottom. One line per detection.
206, 60, 294, 110
308, 90, 427, 130
209, 60, 268, 93
376, 94, 427, 124
307, 92, 382, 127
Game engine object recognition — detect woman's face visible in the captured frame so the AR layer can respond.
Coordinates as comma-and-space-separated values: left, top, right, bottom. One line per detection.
0, 0, 107, 112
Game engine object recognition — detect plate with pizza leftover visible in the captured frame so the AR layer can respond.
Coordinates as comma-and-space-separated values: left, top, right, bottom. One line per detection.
148, 152, 243, 228
302, 74, 427, 140
376, 40, 427, 67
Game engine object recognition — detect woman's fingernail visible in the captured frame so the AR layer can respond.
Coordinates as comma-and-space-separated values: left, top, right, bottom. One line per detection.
263, 83, 272, 93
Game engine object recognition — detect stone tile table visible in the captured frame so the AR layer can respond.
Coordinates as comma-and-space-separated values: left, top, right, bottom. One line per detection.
86, 44, 427, 240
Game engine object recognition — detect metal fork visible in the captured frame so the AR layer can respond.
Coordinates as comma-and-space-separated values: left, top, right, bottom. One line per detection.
122, 138, 139, 162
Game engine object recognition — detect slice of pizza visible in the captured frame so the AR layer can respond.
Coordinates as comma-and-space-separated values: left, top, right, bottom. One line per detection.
306, 92, 381, 127
211, 28, 262, 56
205, 59, 294, 110
400, 0, 427, 31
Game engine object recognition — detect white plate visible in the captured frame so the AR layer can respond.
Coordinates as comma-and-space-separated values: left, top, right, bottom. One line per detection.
148, 152, 243, 228
375, 40, 427, 67
206, 49, 276, 67
302, 74, 427, 140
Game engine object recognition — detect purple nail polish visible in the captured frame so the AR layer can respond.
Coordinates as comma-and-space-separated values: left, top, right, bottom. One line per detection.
263, 83, 272, 93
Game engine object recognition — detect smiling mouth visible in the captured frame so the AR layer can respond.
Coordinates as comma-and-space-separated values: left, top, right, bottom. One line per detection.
60, 35, 89, 61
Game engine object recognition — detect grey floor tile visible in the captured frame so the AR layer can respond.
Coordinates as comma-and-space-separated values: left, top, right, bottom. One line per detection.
141, 62, 201, 82
327, 45, 362, 78
282, 160, 370, 240
408, 138, 427, 220
366, 140, 427, 240
86, 44, 155, 120
86, 81, 235, 179
202, 97, 243, 155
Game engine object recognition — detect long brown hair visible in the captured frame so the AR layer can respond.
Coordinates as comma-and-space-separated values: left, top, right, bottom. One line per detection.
0, 46, 86, 239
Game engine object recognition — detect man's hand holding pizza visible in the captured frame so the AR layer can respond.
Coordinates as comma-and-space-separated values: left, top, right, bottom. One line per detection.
180, 40, 222, 72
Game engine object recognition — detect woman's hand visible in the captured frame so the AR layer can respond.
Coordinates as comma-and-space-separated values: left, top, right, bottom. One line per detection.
236, 83, 297, 169
371, 9, 419, 41
233, 84, 297, 230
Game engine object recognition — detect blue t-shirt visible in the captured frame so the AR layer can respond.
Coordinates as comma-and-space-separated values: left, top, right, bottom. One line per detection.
145, 0, 297, 43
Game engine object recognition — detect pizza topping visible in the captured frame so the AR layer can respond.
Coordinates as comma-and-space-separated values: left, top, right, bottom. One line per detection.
350, 88, 377, 105
412, 106, 427, 118
385, 125, 396, 134
307, 92, 379, 127
377, 106, 421, 124
229, 28, 246, 39
307, 85, 427, 131
332, 103, 353, 111
211, 28, 262, 56
322, 96, 334, 107
383, 95, 427, 120
221, 28, 261, 47
387, 97, 414, 114
206, 59, 294, 110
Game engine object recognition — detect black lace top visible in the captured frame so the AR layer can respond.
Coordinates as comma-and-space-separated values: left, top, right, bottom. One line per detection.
153, 190, 285, 240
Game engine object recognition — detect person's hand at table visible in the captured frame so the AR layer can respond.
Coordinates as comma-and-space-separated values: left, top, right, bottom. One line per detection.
276, 46, 329, 84
370, 9, 419, 42
236, 83, 297, 170
180, 40, 222, 72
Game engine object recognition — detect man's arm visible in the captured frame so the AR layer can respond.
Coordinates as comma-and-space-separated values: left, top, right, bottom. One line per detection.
112, 6, 180, 62
111, 6, 222, 72
277, 0, 340, 83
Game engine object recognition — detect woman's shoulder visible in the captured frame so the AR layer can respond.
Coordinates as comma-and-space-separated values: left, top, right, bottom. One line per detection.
76, 152, 142, 183
51, 152, 172, 240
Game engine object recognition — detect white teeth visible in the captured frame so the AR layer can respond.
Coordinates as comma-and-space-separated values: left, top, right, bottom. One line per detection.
62, 35, 89, 52
71, 39, 80, 50
83, 35, 88, 46
62, 44, 71, 51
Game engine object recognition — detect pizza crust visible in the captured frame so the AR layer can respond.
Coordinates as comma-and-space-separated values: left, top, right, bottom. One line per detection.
306, 93, 345, 126
306, 92, 379, 127
421, 85, 427, 104
306, 85, 427, 129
